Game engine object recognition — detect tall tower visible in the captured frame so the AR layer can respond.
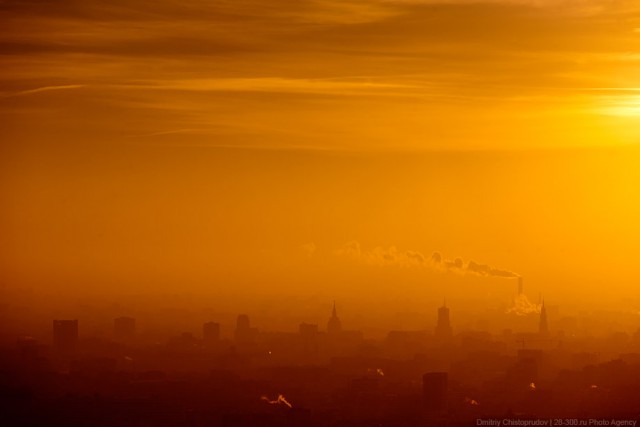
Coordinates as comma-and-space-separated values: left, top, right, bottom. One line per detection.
518, 277, 524, 296
235, 314, 252, 343
539, 300, 548, 335
435, 300, 452, 339
327, 301, 342, 334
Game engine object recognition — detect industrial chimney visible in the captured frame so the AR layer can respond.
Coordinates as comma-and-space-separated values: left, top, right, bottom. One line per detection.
518, 277, 523, 296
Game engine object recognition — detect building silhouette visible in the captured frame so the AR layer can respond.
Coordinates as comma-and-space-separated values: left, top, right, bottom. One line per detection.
539, 300, 549, 335
236, 314, 250, 330
299, 323, 319, 337
203, 321, 220, 344
511, 349, 543, 387
518, 277, 524, 295
17, 336, 41, 362
327, 301, 342, 334
299, 323, 319, 361
234, 314, 257, 344
324, 302, 364, 356
114, 317, 136, 339
53, 319, 78, 353
435, 301, 453, 340
423, 372, 448, 412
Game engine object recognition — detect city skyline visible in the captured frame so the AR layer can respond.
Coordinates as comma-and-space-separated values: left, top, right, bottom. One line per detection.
2, 0, 640, 424
5, 297, 640, 425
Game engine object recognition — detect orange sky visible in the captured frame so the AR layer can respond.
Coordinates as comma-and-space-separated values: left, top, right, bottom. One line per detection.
2, 0, 640, 317
2, 0, 640, 150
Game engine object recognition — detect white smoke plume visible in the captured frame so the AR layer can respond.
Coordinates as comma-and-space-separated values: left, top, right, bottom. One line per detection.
336, 241, 519, 279
507, 293, 541, 316
300, 242, 317, 258
335, 242, 425, 267
260, 394, 293, 408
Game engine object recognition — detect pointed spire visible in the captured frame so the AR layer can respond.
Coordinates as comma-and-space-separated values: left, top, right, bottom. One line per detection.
539, 297, 548, 335
443, 298, 447, 308
328, 300, 342, 334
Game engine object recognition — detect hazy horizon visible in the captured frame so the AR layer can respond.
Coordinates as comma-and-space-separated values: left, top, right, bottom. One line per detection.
3, 145, 640, 340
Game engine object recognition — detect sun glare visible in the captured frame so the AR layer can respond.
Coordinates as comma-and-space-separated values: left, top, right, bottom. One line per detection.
599, 93, 640, 117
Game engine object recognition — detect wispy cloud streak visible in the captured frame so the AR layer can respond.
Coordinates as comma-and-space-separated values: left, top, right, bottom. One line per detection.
3, 84, 86, 98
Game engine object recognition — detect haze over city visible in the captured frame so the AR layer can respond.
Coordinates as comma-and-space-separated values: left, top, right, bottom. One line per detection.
2, 0, 640, 425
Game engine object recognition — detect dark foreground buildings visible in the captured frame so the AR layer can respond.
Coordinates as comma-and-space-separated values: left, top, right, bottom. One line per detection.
2, 302, 640, 426
52, 319, 78, 354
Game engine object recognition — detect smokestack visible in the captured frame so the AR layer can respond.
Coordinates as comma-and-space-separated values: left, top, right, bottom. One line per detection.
518, 277, 523, 295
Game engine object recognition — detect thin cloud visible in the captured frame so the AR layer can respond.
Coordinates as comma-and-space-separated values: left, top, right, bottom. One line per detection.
124, 128, 206, 138
121, 78, 417, 96
2, 0, 639, 151
4, 84, 86, 98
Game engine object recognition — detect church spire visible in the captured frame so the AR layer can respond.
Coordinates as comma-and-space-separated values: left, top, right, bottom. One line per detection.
539, 298, 548, 335
328, 300, 342, 334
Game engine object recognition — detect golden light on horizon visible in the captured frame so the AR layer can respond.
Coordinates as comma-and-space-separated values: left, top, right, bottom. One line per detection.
4, 2, 640, 423
599, 93, 640, 117
1, 0, 640, 325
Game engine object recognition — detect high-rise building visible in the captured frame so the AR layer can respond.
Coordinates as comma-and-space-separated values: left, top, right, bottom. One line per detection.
53, 319, 78, 353
327, 301, 342, 334
234, 314, 257, 343
539, 300, 549, 335
435, 301, 452, 340
423, 372, 448, 412
114, 317, 136, 338
203, 321, 220, 343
